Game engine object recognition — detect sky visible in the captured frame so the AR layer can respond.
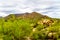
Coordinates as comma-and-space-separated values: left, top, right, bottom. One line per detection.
0, 0, 60, 18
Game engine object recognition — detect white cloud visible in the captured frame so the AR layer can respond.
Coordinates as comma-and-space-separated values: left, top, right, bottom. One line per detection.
0, 12, 9, 17
0, 0, 60, 18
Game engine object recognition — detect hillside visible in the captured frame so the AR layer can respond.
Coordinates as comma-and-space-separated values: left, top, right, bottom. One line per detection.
5, 12, 51, 21
0, 12, 60, 40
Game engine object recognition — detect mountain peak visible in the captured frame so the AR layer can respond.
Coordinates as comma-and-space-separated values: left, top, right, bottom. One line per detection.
5, 12, 50, 19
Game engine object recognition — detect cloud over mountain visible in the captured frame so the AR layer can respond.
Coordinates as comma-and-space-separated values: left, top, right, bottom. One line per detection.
0, 0, 60, 18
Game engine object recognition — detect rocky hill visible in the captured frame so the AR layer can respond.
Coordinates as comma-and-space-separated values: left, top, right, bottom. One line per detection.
5, 12, 51, 21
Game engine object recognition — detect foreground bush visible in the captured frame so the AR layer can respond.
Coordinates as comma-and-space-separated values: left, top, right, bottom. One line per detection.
0, 12, 60, 40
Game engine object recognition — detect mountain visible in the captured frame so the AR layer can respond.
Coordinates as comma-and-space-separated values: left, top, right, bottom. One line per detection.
5, 12, 51, 19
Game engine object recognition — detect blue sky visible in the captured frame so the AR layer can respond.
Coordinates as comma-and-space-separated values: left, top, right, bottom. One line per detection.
0, 0, 60, 18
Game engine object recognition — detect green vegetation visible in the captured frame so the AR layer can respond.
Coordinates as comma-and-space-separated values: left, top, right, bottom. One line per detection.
0, 12, 60, 40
